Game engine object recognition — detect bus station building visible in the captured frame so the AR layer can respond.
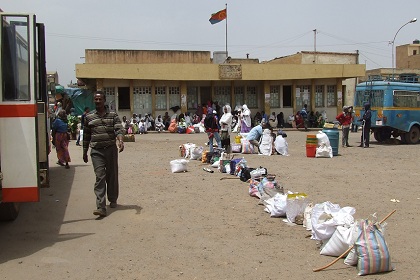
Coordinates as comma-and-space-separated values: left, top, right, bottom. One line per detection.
75, 49, 365, 120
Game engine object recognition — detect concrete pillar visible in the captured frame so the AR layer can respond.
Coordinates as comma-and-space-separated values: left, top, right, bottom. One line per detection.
129, 80, 134, 116
311, 80, 316, 112
336, 78, 343, 116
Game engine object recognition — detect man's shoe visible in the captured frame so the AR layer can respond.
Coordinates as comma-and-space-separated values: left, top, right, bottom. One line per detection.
358, 145, 363, 147
93, 208, 107, 217
76, 143, 81, 146
110, 202, 117, 208
346, 145, 352, 147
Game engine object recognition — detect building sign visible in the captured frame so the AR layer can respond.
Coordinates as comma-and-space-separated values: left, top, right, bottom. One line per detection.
219, 64, 242, 79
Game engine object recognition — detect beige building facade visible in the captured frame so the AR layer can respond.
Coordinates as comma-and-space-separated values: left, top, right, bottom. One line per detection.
75, 50, 365, 121
396, 40, 420, 69
364, 41, 420, 82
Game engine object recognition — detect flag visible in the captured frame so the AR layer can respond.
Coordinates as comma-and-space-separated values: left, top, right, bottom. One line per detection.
209, 8, 227, 25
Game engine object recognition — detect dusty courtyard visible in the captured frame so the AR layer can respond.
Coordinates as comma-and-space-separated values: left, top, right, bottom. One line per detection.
0, 129, 419, 280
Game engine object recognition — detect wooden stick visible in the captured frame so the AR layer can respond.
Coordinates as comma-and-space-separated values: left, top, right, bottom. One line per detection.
312, 209, 396, 272
220, 177, 240, 180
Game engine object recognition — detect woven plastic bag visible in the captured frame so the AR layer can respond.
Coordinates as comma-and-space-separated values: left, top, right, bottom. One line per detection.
264, 193, 288, 217
190, 146, 203, 160
355, 219, 393, 275
311, 202, 355, 241
286, 193, 308, 223
320, 223, 357, 257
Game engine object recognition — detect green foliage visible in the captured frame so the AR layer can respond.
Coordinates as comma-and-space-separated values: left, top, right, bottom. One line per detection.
67, 115, 79, 133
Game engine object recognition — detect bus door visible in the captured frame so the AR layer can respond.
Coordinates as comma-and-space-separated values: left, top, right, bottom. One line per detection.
0, 14, 48, 203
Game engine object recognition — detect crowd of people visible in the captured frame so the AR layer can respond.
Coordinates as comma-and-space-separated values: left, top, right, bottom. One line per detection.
49, 93, 372, 218
291, 105, 327, 130
118, 102, 301, 137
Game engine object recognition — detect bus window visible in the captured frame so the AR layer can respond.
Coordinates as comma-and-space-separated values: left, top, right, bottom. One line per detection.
1, 15, 30, 101
355, 90, 365, 106
355, 89, 381, 107
370, 90, 384, 108
393, 90, 420, 107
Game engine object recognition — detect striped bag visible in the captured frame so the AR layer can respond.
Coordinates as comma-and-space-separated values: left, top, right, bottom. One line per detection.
355, 219, 393, 275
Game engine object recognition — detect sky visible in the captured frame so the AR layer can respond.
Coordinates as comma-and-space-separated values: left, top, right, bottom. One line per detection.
2, 1, 420, 86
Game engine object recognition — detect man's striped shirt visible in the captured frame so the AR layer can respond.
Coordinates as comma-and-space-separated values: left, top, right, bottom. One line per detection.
83, 109, 124, 152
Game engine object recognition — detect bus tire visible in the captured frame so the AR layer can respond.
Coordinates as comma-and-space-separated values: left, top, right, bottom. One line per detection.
0, 202, 20, 221
405, 126, 420, 144
374, 129, 391, 142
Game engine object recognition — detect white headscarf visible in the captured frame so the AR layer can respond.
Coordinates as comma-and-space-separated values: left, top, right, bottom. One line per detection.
220, 105, 233, 132
241, 104, 252, 127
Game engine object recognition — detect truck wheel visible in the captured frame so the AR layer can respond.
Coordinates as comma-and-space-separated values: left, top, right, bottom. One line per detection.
0, 202, 20, 221
374, 129, 391, 142
374, 131, 382, 142
404, 126, 420, 144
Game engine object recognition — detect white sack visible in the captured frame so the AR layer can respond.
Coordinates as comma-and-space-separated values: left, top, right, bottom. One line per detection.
274, 135, 289, 156
264, 193, 288, 217
286, 194, 308, 223
311, 202, 356, 240
320, 223, 357, 257
259, 129, 273, 156
316, 131, 330, 146
170, 159, 189, 173
303, 203, 314, 231
190, 146, 203, 160
316, 144, 333, 158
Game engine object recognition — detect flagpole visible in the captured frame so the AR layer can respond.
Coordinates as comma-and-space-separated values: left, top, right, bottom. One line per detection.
225, 3, 228, 57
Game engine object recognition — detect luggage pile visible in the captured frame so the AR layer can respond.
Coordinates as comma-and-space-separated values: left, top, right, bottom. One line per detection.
171, 142, 395, 276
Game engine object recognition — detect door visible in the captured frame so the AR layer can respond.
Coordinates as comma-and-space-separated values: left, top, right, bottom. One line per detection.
0, 14, 41, 202
200, 86, 211, 107
133, 86, 152, 116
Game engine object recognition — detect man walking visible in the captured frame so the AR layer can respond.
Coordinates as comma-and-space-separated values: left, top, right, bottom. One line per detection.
83, 91, 125, 217
300, 104, 309, 131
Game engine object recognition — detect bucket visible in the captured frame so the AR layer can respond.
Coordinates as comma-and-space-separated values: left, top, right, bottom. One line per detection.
306, 144, 317, 157
306, 134, 317, 157
322, 128, 339, 156
235, 135, 242, 144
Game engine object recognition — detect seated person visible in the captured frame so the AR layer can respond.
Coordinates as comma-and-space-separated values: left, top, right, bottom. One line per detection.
138, 118, 147, 134
295, 112, 304, 129
268, 112, 278, 128
168, 118, 178, 133
253, 111, 262, 126
155, 115, 164, 132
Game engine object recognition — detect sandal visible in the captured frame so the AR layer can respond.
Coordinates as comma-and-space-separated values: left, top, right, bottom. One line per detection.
65, 164, 70, 169
56, 161, 65, 166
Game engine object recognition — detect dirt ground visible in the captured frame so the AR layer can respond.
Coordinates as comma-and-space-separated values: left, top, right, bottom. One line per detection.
0, 129, 419, 280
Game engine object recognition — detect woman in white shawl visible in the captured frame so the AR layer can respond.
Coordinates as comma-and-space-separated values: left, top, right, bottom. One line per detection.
219, 104, 233, 152
240, 104, 252, 133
